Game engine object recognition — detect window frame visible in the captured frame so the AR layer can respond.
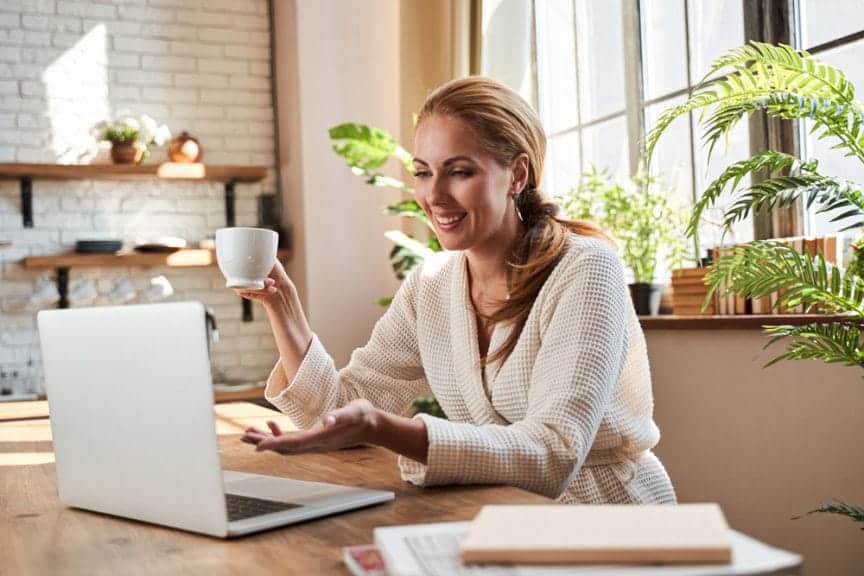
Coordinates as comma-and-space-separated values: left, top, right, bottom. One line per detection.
791, 0, 864, 237
528, 0, 862, 243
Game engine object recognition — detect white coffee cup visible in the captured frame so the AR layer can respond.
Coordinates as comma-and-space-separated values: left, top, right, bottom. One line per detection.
215, 227, 278, 290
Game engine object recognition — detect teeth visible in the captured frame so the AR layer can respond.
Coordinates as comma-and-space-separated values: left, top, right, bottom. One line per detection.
436, 214, 465, 225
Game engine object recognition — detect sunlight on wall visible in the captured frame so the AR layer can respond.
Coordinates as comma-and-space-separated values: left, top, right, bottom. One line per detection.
0, 453, 55, 467
42, 23, 109, 164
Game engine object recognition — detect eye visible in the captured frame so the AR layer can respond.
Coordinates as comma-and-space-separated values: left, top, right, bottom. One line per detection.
449, 168, 473, 178
412, 169, 431, 179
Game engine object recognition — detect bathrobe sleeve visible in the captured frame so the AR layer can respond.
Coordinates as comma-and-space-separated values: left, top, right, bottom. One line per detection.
399, 245, 629, 499
264, 265, 429, 429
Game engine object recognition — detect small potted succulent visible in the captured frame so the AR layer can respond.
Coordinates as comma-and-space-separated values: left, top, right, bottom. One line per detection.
93, 113, 171, 165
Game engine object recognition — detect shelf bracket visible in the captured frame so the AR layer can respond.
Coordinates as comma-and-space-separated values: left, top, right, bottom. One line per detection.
224, 179, 236, 227
21, 177, 33, 228
56, 267, 69, 309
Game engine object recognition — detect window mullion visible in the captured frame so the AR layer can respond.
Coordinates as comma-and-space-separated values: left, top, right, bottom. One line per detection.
622, 0, 645, 177
571, 0, 584, 174
744, 0, 803, 239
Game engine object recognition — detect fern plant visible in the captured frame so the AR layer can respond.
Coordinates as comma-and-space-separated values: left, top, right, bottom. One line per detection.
647, 41, 863, 529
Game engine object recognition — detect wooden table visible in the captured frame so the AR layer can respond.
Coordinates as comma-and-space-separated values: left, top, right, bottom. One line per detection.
0, 401, 549, 575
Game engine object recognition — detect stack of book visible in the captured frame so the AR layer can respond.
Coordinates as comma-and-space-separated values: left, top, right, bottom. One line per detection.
671, 268, 716, 316
343, 504, 802, 575
672, 234, 844, 316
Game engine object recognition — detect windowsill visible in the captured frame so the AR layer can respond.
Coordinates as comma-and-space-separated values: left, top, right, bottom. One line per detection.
639, 314, 858, 329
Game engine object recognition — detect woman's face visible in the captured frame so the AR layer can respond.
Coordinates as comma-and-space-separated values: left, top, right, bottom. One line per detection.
412, 114, 525, 253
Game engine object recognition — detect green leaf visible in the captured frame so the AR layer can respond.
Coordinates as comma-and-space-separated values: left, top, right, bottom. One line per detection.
686, 150, 799, 237
706, 242, 864, 317
762, 321, 864, 368
646, 41, 864, 168
793, 499, 864, 529
384, 230, 435, 280
385, 199, 432, 228
329, 123, 399, 171
559, 166, 691, 282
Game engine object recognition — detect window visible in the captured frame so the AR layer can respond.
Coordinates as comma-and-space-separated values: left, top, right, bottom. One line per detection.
484, 2, 863, 251
533, 0, 754, 259
795, 1, 864, 236
535, 0, 628, 187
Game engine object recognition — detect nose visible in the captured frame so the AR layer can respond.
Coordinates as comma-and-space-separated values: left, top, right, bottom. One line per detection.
425, 174, 451, 206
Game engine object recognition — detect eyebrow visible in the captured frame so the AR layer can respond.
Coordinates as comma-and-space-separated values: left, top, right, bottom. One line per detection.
412, 155, 477, 167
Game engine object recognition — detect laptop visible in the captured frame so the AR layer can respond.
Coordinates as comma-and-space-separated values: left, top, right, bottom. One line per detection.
37, 301, 394, 538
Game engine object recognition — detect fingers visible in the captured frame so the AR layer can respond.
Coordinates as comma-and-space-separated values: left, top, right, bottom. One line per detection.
254, 422, 347, 454
241, 426, 271, 445
255, 429, 318, 453
233, 285, 277, 301
241, 430, 269, 445
266, 420, 284, 436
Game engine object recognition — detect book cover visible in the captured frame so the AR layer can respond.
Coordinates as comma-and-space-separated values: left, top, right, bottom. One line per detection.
342, 545, 387, 576
460, 504, 733, 565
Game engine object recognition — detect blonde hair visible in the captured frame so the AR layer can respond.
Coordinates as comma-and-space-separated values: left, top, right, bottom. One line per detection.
417, 76, 609, 366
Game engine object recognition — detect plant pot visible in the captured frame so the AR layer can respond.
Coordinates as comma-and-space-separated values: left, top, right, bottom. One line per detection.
629, 282, 663, 316
168, 131, 203, 163
110, 141, 144, 164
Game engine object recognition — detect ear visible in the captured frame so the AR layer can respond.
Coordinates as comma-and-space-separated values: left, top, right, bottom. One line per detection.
510, 153, 530, 194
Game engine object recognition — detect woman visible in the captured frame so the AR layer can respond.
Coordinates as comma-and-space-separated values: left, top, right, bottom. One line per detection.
239, 76, 676, 505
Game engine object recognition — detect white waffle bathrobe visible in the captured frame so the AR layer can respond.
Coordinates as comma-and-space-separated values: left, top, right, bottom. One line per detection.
265, 234, 676, 504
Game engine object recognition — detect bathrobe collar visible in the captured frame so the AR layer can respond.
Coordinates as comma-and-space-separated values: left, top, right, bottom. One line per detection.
450, 251, 510, 425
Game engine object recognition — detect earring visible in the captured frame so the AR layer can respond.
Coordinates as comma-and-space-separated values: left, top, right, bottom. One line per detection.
512, 190, 524, 223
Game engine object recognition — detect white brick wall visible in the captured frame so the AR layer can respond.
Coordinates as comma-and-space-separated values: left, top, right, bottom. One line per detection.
0, 0, 279, 398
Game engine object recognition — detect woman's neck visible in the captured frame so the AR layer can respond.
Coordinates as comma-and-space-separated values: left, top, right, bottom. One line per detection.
465, 220, 523, 298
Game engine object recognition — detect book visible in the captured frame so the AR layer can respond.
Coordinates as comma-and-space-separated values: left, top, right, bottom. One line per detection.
372, 518, 801, 575
671, 283, 711, 295
673, 305, 715, 316
342, 544, 387, 576
824, 234, 838, 264
671, 267, 710, 278
460, 504, 733, 566
672, 293, 714, 309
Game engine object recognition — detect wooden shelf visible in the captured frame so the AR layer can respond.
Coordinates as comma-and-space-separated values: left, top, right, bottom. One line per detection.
1, 162, 269, 228
0, 162, 268, 182
21, 248, 292, 270
5, 161, 279, 322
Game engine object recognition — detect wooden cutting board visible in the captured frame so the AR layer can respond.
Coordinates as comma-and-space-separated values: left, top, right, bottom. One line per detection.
460, 503, 732, 565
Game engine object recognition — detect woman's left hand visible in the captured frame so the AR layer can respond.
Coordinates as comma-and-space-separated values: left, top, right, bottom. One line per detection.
241, 399, 380, 455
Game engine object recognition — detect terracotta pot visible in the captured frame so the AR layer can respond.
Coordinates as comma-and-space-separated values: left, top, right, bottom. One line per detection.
110, 141, 144, 164
168, 131, 203, 163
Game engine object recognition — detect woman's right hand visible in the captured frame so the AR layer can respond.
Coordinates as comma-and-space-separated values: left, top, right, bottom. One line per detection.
232, 261, 295, 309
232, 260, 312, 389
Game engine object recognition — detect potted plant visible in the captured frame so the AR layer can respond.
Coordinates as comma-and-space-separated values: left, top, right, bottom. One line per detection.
329, 123, 444, 415
559, 166, 690, 315
93, 113, 171, 165
647, 41, 863, 529
329, 123, 438, 295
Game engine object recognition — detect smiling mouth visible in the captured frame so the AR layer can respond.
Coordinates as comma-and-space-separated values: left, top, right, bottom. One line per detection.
434, 213, 467, 227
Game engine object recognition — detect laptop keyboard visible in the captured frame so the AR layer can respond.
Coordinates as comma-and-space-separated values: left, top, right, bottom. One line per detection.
225, 493, 302, 521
